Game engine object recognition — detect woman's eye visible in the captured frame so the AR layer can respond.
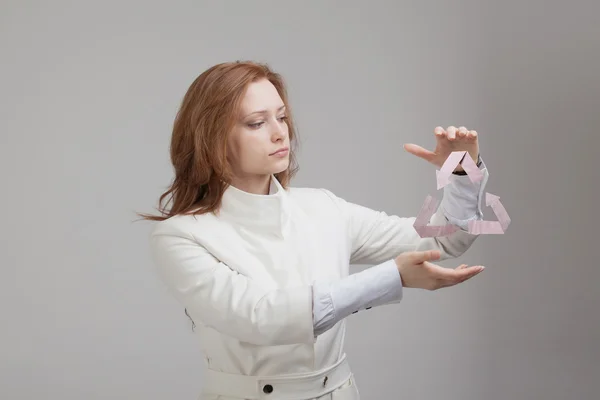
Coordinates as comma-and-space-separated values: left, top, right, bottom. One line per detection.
247, 116, 286, 128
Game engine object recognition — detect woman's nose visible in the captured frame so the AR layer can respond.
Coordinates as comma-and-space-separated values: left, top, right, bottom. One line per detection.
271, 121, 286, 141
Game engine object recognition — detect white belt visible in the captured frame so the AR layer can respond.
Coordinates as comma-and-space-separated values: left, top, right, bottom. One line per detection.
202, 353, 352, 400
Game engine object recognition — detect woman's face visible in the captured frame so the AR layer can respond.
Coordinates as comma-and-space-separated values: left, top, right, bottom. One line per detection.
227, 78, 290, 183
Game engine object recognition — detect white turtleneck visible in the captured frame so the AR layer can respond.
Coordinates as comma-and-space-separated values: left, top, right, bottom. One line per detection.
150, 157, 491, 383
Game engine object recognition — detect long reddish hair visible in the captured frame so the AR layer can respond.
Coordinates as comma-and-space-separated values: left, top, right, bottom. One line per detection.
138, 61, 300, 221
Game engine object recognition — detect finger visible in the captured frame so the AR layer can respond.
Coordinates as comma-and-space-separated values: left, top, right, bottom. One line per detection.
456, 264, 469, 270
446, 126, 457, 140
451, 266, 485, 284
426, 263, 484, 281
406, 250, 442, 264
467, 130, 478, 141
403, 143, 436, 162
434, 126, 447, 138
457, 126, 468, 139
425, 265, 484, 290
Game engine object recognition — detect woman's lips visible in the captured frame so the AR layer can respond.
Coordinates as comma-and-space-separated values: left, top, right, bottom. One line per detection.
270, 147, 289, 157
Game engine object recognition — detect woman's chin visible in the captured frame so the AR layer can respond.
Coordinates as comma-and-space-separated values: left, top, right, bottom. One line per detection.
270, 159, 290, 174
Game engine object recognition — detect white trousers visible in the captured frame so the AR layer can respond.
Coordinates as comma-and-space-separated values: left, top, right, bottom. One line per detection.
201, 353, 360, 400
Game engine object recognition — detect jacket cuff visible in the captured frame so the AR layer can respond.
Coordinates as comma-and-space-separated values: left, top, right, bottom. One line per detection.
311, 259, 402, 336
330, 259, 403, 317
441, 159, 489, 230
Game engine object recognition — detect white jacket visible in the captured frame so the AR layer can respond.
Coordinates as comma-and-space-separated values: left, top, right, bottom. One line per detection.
149, 167, 489, 397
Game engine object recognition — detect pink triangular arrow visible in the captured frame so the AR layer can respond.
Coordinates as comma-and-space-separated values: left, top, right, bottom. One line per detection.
414, 192, 511, 237
467, 192, 511, 234
488, 193, 510, 231
437, 151, 465, 190
436, 151, 484, 190
485, 193, 500, 204
413, 195, 460, 237
461, 152, 484, 184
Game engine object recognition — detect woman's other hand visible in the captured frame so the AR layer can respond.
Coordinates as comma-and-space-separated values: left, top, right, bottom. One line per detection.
395, 250, 484, 290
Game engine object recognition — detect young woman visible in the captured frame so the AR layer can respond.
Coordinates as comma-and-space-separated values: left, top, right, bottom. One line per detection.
141, 60, 489, 400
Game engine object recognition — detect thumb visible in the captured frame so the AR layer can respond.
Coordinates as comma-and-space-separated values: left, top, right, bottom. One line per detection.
403, 144, 435, 162
405, 250, 441, 264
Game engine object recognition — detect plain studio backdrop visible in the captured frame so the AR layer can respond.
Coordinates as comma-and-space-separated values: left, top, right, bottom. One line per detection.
1, 1, 598, 399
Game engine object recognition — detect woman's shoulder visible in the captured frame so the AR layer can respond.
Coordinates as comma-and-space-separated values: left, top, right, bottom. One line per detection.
149, 211, 219, 238
287, 186, 344, 211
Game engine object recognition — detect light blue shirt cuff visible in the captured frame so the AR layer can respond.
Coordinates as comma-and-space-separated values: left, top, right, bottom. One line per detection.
440, 159, 489, 230
312, 259, 402, 336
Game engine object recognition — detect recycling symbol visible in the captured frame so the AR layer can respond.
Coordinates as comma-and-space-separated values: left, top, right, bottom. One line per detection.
413, 150, 511, 237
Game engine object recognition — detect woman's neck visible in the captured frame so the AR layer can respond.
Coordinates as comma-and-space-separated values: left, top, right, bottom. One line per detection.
229, 174, 272, 195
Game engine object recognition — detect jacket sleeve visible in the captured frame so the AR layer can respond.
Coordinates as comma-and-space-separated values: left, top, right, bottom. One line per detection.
150, 228, 315, 346
312, 258, 403, 335
322, 164, 490, 265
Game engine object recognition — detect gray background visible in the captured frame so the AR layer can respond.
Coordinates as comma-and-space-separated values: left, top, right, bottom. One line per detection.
2, 1, 598, 399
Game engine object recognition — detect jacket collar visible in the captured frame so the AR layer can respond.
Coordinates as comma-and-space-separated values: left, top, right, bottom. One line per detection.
219, 175, 291, 238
